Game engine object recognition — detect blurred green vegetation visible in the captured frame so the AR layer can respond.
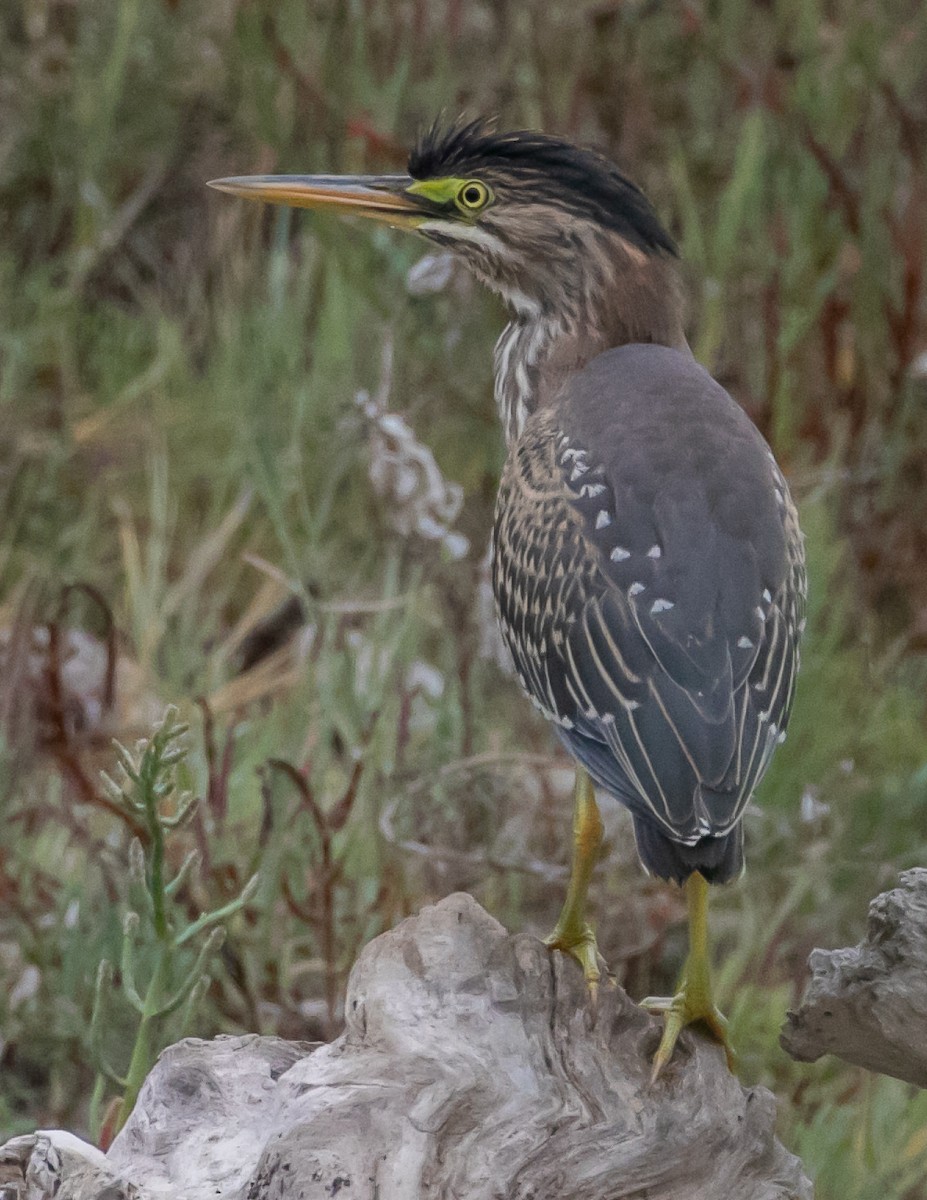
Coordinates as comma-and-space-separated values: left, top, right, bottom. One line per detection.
1, 0, 927, 1192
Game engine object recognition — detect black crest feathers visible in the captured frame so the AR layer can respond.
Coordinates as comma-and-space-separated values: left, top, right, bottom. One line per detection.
409, 116, 677, 257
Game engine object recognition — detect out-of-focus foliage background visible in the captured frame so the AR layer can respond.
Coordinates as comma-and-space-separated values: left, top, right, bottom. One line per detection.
2, 0, 927, 1189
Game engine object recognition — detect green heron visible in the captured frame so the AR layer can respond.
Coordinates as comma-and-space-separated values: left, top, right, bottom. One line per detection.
210, 118, 806, 1077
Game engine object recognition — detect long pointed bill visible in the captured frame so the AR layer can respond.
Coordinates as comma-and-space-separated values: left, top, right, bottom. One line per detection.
207, 174, 431, 229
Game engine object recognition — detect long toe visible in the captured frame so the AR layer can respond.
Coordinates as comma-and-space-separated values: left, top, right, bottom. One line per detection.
643, 989, 736, 1082
544, 922, 604, 995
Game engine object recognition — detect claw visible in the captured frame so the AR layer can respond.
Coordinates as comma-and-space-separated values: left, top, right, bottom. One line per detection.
544, 920, 603, 996
643, 988, 735, 1082
640, 872, 736, 1081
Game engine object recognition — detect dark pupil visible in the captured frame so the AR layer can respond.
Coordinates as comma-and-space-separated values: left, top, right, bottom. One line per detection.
463, 186, 482, 206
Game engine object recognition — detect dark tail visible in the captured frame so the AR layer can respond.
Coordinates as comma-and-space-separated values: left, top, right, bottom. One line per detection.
632, 819, 744, 885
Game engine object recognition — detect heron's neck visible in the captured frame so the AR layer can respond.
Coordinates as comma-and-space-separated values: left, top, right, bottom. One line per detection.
493, 253, 688, 446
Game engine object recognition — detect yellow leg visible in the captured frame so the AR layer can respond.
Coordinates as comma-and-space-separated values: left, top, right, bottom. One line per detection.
543, 768, 605, 997
643, 872, 735, 1081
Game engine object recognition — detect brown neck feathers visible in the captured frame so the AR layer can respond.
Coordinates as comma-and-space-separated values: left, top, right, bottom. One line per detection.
493, 241, 688, 445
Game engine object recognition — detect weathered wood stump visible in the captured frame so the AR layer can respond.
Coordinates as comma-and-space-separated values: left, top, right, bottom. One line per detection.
781, 867, 927, 1088
1, 893, 810, 1199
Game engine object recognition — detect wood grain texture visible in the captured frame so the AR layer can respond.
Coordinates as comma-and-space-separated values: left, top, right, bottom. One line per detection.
0, 894, 810, 1199
781, 868, 927, 1088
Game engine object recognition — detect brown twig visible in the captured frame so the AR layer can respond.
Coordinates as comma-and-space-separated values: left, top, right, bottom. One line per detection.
43, 616, 144, 839
884, 181, 926, 390
264, 758, 339, 1032
264, 725, 375, 1036
194, 698, 239, 875
799, 126, 861, 238
261, 19, 406, 167
879, 80, 926, 169
10, 800, 120, 903
58, 583, 118, 714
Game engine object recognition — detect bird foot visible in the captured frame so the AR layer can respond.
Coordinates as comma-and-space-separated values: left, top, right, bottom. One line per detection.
544, 919, 604, 1003
642, 982, 735, 1082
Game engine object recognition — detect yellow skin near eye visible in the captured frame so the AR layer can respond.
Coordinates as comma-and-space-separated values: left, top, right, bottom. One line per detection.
407, 177, 493, 216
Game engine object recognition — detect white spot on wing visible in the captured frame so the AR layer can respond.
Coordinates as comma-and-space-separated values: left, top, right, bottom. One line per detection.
629, 582, 645, 596
610, 546, 630, 561
647, 544, 662, 558
737, 636, 754, 649
595, 510, 611, 529
650, 598, 674, 614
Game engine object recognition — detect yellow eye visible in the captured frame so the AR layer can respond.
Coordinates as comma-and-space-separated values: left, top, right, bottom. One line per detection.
456, 180, 491, 213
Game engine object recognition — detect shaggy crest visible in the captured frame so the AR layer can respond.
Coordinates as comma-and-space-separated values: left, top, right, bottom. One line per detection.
409, 116, 677, 257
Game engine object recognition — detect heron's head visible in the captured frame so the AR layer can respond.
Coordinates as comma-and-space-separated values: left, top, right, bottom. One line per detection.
209, 118, 677, 322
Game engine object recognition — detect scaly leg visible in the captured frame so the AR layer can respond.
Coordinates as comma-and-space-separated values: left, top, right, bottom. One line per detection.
643, 871, 735, 1081
544, 768, 605, 997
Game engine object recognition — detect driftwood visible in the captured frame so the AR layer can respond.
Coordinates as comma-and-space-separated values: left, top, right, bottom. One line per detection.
781, 867, 927, 1087
0, 893, 810, 1200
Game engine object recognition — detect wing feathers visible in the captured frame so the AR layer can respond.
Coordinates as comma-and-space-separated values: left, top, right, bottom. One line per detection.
492, 371, 805, 846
